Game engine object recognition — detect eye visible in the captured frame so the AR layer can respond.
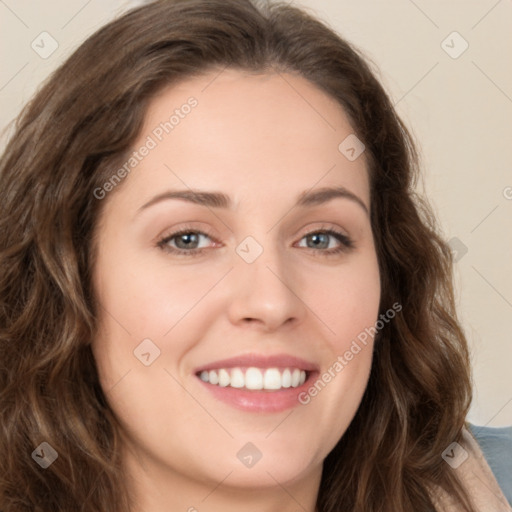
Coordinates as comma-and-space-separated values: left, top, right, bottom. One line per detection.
156, 228, 217, 256
156, 227, 354, 257
296, 228, 354, 255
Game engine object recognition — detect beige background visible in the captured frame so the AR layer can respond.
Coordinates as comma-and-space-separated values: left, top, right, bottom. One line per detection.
1, 0, 511, 426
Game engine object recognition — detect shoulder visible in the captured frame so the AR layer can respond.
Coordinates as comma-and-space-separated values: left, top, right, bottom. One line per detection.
467, 423, 512, 506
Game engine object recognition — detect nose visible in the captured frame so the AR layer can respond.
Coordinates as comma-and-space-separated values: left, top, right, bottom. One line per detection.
226, 241, 307, 332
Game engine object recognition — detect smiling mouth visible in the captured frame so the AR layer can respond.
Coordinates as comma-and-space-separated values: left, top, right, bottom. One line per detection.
196, 367, 308, 391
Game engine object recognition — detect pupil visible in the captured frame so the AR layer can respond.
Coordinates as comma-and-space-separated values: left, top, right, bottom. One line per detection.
178, 233, 197, 248
310, 233, 328, 248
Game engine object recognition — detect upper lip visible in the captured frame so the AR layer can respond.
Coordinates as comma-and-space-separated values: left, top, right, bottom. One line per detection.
194, 353, 319, 374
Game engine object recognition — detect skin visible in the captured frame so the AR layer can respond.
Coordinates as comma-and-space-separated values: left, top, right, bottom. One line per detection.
91, 68, 381, 512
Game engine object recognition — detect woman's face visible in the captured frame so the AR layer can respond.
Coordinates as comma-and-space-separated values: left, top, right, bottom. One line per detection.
91, 69, 380, 500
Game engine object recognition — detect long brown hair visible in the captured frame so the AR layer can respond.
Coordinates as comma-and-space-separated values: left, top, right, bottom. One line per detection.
0, 0, 474, 510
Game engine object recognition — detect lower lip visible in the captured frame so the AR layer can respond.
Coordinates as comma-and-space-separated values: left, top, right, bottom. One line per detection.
196, 372, 317, 413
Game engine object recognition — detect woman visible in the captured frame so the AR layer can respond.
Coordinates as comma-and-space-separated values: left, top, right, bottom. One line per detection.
0, 0, 510, 511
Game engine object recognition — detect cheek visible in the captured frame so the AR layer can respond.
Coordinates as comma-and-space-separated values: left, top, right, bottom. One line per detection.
94, 252, 221, 340
307, 253, 381, 350
90, 251, 232, 398
296, 252, 380, 435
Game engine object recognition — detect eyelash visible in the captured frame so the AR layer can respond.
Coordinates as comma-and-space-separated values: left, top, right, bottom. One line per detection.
156, 225, 355, 258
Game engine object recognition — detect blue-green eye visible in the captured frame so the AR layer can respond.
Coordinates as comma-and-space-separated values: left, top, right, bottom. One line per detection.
296, 229, 353, 252
157, 229, 214, 256
296, 229, 354, 253
157, 228, 354, 257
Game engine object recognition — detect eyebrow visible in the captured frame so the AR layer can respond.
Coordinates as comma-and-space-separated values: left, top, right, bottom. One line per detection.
138, 186, 369, 215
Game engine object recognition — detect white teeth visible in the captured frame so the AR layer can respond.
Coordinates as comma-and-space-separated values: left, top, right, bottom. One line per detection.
218, 369, 230, 387
282, 368, 292, 388
209, 370, 219, 385
230, 368, 244, 388
198, 366, 308, 390
245, 367, 263, 390
263, 368, 282, 390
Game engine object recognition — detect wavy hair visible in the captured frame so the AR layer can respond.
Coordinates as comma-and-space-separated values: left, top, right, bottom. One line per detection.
0, 0, 474, 510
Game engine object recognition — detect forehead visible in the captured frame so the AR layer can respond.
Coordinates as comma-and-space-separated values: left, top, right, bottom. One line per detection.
112, 68, 369, 210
